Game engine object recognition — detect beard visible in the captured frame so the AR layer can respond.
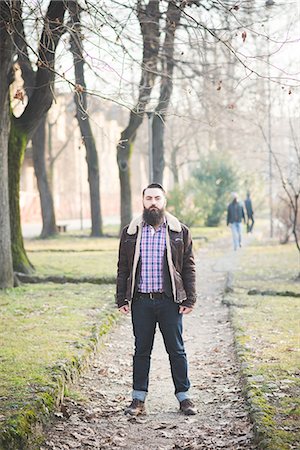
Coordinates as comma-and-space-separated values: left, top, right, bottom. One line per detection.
143, 206, 165, 227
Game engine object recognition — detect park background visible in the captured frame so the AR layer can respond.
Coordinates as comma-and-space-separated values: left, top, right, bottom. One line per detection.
0, 1, 299, 449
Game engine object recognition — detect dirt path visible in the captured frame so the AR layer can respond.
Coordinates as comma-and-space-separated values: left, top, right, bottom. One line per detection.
42, 237, 255, 450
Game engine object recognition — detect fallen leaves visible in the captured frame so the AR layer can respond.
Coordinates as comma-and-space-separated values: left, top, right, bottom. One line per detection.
153, 423, 178, 430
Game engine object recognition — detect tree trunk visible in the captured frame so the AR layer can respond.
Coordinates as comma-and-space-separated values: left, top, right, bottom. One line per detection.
69, 0, 103, 237
32, 116, 57, 238
170, 145, 179, 184
76, 116, 102, 236
117, 116, 143, 228
83, 126, 102, 237
117, 0, 160, 231
152, 114, 165, 184
48, 121, 55, 193
8, 119, 34, 273
0, 1, 14, 287
152, 1, 182, 184
7, 1, 66, 273
0, 101, 13, 287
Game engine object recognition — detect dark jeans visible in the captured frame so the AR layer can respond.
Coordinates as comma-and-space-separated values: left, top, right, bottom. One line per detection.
247, 216, 254, 233
131, 294, 190, 395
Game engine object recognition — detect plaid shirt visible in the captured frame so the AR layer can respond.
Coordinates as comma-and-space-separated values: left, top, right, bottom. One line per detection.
138, 221, 166, 293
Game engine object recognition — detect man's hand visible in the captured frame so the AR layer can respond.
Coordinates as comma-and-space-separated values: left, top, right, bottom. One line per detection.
119, 305, 130, 314
179, 306, 193, 314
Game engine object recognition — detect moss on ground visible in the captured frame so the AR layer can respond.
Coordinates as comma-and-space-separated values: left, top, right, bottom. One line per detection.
225, 240, 300, 449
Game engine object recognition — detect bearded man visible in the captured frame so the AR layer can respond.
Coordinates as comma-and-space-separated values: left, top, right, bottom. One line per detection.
116, 183, 197, 416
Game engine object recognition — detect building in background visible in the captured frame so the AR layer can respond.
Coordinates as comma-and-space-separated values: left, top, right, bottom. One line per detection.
20, 93, 161, 227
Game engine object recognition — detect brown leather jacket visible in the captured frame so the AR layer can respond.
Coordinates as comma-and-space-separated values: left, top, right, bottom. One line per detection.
116, 212, 197, 309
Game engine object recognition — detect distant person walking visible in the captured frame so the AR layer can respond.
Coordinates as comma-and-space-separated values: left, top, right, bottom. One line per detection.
227, 192, 245, 251
245, 191, 254, 233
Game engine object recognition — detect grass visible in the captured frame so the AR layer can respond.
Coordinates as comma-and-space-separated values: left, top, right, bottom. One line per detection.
237, 243, 300, 291
25, 235, 120, 252
25, 234, 119, 279
0, 283, 117, 449
191, 225, 227, 240
0, 283, 115, 394
27, 250, 118, 278
226, 240, 300, 449
24, 226, 223, 279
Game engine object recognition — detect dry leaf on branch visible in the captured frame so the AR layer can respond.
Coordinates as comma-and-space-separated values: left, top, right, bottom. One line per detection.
75, 83, 84, 93
13, 89, 25, 103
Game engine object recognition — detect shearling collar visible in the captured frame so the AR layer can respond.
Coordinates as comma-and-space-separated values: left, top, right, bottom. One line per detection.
127, 211, 182, 235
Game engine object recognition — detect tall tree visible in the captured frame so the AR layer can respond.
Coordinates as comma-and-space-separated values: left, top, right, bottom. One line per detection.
32, 116, 57, 238
8, 1, 66, 273
152, 0, 182, 183
260, 119, 300, 273
0, 1, 14, 288
14, 6, 58, 239
68, 0, 103, 237
117, 0, 160, 230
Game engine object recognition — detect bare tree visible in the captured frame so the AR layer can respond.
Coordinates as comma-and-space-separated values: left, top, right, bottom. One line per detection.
32, 116, 58, 238
68, 0, 103, 237
152, 1, 182, 184
13, 4, 57, 239
117, 0, 160, 230
260, 119, 300, 274
8, 1, 67, 273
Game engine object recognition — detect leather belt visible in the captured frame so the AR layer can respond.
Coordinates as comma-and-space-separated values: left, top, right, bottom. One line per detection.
137, 292, 164, 300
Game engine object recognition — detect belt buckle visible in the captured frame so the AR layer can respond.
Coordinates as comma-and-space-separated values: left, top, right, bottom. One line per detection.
150, 292, 154, 299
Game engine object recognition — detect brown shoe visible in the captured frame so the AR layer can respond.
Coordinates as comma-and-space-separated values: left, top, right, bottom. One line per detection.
124, 399, 145, 416
180, 399, 197, 415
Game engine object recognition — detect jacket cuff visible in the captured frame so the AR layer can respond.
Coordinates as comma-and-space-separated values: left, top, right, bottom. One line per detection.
116, 299, 129, 309
181, 297, 196, 308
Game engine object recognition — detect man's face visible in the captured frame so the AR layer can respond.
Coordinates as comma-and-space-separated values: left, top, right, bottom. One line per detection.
143, 188, 166, 211
143, 188, 166, 226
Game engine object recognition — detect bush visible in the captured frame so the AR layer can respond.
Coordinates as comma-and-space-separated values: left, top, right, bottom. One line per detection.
192, 156, 239, 226
167, 183, 204, 227
168, 155, 239, 227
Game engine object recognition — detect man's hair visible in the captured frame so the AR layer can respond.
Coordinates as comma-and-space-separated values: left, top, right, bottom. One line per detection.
142, 183, 166, 197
